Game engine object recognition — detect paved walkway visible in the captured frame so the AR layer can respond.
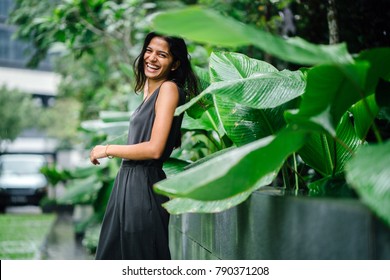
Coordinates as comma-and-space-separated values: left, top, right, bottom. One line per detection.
43, 212, 94, 260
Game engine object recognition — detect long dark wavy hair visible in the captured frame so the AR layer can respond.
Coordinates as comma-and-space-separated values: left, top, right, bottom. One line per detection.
133, 32, 199, 99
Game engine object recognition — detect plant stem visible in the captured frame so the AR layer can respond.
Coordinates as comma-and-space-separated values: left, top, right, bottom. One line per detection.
320, 134, 334, 174
293, 153, 299, 195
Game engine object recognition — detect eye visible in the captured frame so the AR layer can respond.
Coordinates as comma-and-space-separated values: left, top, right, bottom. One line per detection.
159, 53, 167, 58
145, 48, 152, 53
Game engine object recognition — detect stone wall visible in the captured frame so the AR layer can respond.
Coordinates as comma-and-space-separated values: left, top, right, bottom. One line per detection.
169, 191, 390, 259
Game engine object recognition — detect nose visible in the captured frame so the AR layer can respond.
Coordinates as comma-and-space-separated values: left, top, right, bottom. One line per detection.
149, 53, 157, 62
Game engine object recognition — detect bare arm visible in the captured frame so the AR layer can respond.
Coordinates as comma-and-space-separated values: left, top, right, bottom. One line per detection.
90, 81, 179, 165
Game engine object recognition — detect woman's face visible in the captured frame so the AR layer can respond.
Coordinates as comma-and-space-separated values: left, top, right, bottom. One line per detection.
143, 36, 176, 82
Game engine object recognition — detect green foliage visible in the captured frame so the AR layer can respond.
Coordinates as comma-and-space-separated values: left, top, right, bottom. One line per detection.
155, 127, 306, 201
9, 0, 390, 246
8, 0, 61, 67
152, 6, 353, 65
346, 141, 390, 225
285, 62, 370, 136
40, 165, 71, 186
177, 51, 305, 147
8, 0, 163, 121
150, 7, 390, 227
0, 86, 41, 148
39, 98, 82, 148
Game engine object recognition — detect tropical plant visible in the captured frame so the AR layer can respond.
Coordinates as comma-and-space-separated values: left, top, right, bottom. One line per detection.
147, 7, 390, 227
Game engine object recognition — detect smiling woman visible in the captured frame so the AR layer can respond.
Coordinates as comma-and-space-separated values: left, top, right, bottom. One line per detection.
89, 32, 199, 260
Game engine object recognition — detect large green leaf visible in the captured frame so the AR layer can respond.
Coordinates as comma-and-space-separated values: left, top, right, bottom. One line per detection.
285, 62, 370, 136
152, 6, 352, 66
214, 97, 289, 146
345, 141, 390, 226
209, 51, 278, 82
99, 110, 131, 122
80, 119, 128, 136
162, 178, 273, 214
350, 94, 379, 140
356, 48, 390, 93
163, 196, 251, 214
298, 133, 336, 177
181, 111, 217, 132
154, 126, 307, 201
213, 71, 305, 110
209, 52, 303, 146
176, 52, 304, 146
177, 52, 305, 115
162, 158, 191, 178
185, 66, 213, 119
298, 113, 362, 177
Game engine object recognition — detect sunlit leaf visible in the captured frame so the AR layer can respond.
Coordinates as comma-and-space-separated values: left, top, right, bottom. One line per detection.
152, 6, 352, 65
177, 52, 305, 115
154, 126, 307, 201
209, 51, 278, 82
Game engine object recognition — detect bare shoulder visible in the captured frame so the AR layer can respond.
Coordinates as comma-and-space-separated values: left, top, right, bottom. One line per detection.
160, 81, 179, 94
158, 81, 179, 102
156, 81, 180, 110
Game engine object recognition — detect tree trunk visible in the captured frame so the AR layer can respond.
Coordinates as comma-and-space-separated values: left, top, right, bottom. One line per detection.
327, 0, 339, 44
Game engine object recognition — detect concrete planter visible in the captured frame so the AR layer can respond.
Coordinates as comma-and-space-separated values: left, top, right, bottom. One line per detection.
168, 190, 390, 259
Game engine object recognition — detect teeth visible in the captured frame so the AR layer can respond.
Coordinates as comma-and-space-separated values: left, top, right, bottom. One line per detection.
147, 63, 159, 70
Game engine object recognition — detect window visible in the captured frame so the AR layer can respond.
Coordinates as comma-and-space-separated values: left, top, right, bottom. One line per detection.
0, 0, 12, 23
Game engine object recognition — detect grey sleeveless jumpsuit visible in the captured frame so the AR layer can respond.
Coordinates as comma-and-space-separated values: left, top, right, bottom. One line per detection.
95, 83, 185, 259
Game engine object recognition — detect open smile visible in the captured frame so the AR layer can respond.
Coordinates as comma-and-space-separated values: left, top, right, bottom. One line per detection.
146, 63, 160, 71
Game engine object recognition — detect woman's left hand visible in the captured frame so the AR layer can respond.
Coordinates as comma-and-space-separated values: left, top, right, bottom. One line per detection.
90, 145, 106, 165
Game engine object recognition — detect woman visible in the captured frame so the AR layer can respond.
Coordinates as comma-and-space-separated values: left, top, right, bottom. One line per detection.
90, 32, 198, 259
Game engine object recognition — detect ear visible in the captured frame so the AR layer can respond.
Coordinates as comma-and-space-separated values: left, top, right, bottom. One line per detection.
171, 61, 180, 71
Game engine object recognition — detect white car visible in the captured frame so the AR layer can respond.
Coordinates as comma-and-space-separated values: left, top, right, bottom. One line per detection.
0, 154, 48, 212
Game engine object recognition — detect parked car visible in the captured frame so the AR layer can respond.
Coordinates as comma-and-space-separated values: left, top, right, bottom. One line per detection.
0, 154, 48, 212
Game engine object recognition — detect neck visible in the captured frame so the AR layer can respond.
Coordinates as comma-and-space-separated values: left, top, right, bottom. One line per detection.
147, 79, 166, 95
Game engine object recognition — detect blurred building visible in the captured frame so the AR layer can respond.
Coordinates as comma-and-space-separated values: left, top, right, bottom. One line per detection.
0, 0, 60, 157
0, 0, 60, 107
